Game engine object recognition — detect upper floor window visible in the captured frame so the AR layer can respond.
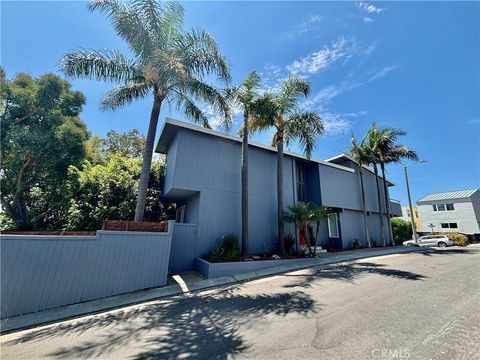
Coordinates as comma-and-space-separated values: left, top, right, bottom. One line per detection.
441, 222, 458, 229
296, 162, 307, 203
433, 203, 455, 212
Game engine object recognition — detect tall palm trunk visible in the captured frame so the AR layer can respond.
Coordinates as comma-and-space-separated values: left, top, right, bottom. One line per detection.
358, 165, 371, 248
276, 130, 286, 256
134, 95, 162, 221
381, 162, 394, 245
373, 164, 385, 246
241, 111, 249, 256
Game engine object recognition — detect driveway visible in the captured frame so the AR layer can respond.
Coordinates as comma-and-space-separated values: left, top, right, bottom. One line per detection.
2, 245, 479, 360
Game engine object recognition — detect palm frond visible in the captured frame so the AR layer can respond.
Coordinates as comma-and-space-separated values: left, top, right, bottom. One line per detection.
100, 81, 150, 111
59, 49, 141, 83
179, 29, 231, 82
277, 75, 310, 115
182, 77, 231, 128
89, 0, 154, 59
285, 112, 324, 158
172, 92, 210, 128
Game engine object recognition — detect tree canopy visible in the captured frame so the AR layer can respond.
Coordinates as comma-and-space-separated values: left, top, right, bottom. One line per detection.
0, 68, 88, 229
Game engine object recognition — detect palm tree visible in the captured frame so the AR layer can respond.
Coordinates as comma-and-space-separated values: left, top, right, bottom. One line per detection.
224, 71, 265, 257
363, 123, 386, 246
375, 127, 418, 245
350, 135, 372, 248
250, 76, 325, 256
59, 0, 230, 221
284, 203, 313, 255
308, 204, 329, 256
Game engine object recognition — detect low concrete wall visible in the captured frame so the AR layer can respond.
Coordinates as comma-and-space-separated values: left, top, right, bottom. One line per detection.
196, 257, 310, 279
0, 221, 174, 319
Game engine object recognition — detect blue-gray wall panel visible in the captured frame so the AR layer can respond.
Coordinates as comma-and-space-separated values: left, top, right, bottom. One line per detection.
1, 228, 173, 318
169, 223, 198, 273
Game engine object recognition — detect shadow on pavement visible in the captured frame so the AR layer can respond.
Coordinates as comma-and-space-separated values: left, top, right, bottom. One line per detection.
282, 261, 428, 289
417, 247, 478, 257
9, 289, 318, 359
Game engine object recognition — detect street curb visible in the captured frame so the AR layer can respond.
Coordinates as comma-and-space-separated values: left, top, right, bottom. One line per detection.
0, 246, 429, 334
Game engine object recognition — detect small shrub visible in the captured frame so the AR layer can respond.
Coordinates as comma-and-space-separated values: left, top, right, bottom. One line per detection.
438, 232, 469, 247
208, 234, 240, 262
353, 238, 361, 249
284, 234, 295, 255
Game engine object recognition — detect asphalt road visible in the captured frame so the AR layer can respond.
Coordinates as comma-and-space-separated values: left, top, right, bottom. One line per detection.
2, 245, 479, 360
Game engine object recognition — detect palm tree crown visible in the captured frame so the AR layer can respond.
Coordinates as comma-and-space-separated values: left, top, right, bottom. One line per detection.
59, 0, 231, 221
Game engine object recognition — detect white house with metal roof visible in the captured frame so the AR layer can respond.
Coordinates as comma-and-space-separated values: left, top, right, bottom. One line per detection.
416, 189, 480, 235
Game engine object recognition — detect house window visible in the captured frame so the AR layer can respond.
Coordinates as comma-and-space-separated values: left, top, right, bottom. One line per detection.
449, 223, 458, 229
328, 213, 339, 238
441, 223, 449, 229
432, 205, 437, 211
437, 204, 446, 211
446, 203, 455, 211
296, 162, 307, 203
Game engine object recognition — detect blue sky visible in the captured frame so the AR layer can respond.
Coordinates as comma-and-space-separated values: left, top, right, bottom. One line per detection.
2, 1, 479, 204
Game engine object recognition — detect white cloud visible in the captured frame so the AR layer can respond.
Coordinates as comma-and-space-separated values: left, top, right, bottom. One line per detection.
286, 14, 325, 38
367, 64, 400, 82
358, 2, 385, 14
287, 37, 353, 76
362, 16, 374, 23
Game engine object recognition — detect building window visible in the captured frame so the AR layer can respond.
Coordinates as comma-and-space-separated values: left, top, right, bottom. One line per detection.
328, 213, 339, 238
437, 204, 446, 211
441, 223, 449, 229
432, 205, 437, 211
446, 203, 455, 211
296, 162, 307, 203
449, 223, 458, 229
441, 223, 458, 229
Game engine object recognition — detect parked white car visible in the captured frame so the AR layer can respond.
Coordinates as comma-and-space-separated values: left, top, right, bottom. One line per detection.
403, 235, 454, 247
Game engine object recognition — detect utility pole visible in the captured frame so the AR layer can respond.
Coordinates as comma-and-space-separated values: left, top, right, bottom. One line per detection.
403, 160, 426, 243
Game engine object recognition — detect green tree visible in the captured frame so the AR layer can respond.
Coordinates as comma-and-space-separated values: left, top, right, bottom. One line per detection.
85, 129, 147, 163
0, 69, 88, 229
374, 127, 418, 245
308, 204, 329, 255
224, 70, 268, 257
103, 129, 146, 158
391, 218, 412, 245
60, 0, 231, 222
65, 155, 175, 230
284, 203, 313, 255
250, 76, 324, 256
350, 135, 372, 248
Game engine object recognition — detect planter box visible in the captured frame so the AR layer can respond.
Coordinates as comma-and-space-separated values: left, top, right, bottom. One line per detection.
196, 257, 311, 279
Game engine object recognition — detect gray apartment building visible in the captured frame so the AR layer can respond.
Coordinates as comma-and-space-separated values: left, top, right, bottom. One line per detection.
156, 118, 402, 262
417, 189, 480, 235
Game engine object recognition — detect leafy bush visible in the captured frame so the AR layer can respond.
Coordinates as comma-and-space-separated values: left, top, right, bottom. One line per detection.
208, 234, 240, 262
0, 213, 15, 231
391, 218, 413, 245
283, 234, 296, 255
353, 238, 361, 249
437, 232, 469, 246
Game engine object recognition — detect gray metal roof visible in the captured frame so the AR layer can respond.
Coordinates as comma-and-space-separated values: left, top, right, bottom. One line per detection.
417, 189, 479, 202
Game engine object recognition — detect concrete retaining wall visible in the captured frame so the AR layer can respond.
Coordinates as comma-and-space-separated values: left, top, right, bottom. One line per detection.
196, 257, 311, 279
0, 222, 174, 319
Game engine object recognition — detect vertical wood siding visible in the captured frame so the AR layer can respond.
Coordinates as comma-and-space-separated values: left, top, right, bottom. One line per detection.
169, 223, 198, 273
1, 226, 173, 319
